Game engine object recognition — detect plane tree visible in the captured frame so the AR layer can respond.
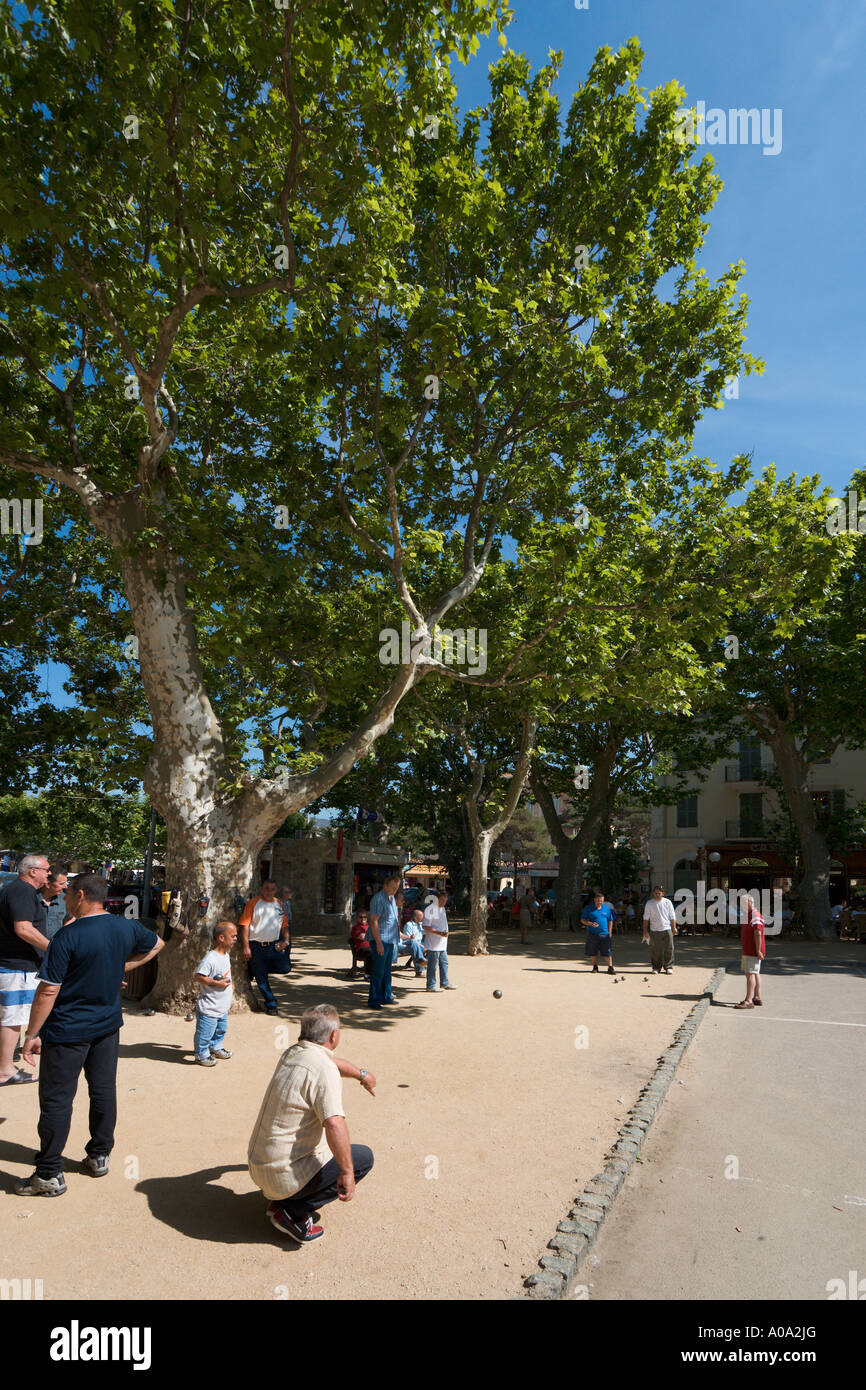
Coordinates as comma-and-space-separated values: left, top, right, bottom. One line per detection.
717, 470, 866, 938
1, 11, 757, 1005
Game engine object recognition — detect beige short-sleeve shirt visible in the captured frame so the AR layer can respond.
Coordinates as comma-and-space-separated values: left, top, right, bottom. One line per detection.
247, 1040, 345, 1199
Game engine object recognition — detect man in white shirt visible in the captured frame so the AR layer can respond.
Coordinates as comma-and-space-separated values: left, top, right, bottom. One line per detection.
642, 885, 678, 974
239, 880, 291, 1015
422, 890, 456, 992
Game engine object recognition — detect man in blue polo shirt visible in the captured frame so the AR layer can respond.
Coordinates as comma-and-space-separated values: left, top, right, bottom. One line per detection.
367, 874, 401, 1010
581, 890, 617, 975
15, 872, 163, 1198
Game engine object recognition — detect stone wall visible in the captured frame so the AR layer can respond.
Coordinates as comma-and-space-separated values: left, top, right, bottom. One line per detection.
267, 835, 404, 935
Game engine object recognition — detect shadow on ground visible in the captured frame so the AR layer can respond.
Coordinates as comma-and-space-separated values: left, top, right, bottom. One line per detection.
0, 1134, 95, 1189
136, 1162, 289, 1248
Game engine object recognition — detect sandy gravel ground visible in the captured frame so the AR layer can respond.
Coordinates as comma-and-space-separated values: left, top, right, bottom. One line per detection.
0, 926, 723, 1300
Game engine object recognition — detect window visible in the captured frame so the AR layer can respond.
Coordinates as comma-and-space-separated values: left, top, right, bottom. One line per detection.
738, 735, 762, 780
676, 794, 698, 829
812, 790, 845, 819
739, 793, 763, 835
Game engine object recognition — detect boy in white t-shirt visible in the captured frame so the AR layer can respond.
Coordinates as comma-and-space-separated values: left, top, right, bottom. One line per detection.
193, 922, 237, 1066
422, 891, 456, 992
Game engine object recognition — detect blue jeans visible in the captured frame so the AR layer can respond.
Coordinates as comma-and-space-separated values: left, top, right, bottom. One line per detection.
248, 939, 291, 1009
426, 950, 449, 989
399, 940, 426, 967
194, 1008, 228, 1057
368, 944, 394, 1006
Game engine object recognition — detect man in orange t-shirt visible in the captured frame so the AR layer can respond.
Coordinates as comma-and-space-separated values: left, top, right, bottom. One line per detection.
239, 881, 291, 1016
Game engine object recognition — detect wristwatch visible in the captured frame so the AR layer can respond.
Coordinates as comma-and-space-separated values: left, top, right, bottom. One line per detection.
359, 1068, 368, 1083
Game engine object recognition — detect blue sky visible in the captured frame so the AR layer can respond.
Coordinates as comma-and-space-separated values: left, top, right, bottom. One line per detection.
456, 0, 865, 496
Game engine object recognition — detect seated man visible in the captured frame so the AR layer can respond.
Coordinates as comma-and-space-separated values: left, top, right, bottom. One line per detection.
248, 1003, 375, 1244
397, 909, 427, 976
349, 911, 372, 976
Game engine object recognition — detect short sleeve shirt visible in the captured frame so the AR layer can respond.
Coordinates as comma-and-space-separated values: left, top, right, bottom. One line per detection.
741, 910, 766, 958
643, 898, 676, 931
583, 904, 615, 935
247, 1041, 345, 1199
38, 913, 158, 1044
422, 903, 448, 951
195, 949, 233, 1017
240, 897, 287, 943
0, 880, 47, 970
44, 894, 68, 941
369, 890, 400, 946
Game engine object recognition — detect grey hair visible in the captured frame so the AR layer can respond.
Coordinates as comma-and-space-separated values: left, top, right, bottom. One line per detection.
299, 1003, 340, 1045
18, 853, 48, 875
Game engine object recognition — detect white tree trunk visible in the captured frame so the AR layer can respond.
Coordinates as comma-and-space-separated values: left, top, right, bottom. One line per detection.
143, 827, 258, 1012
464, 717, 538, 954
468, 829, 495, 956
766, 729, 833, 940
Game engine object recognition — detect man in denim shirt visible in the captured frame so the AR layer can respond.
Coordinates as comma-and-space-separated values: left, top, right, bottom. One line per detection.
367, 875, 401, 1010
42, 870, 69, 943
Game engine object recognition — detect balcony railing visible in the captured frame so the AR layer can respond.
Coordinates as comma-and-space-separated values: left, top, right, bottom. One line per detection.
724, 763, 768, 782
725, 820, 765, 839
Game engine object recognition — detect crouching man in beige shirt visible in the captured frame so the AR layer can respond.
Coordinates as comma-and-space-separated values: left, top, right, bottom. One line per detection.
248, 1003, 375, 1244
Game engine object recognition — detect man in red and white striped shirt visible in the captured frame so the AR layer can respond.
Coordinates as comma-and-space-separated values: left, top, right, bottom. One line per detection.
736, 894, 766, 1010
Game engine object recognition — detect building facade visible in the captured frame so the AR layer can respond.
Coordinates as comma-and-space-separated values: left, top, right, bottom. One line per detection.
263, 834, 407, 935
649, 738, 866, 905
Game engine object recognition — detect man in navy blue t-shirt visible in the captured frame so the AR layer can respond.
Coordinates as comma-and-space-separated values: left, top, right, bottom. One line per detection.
15, 873, 163, 1198
580, 890, 617, 975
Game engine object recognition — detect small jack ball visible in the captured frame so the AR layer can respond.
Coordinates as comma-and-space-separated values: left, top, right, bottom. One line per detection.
493, 990, 502, 998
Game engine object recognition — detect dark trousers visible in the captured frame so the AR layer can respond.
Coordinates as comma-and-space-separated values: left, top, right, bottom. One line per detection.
279, 1144, 374, 1220
248, 939, 291, 1009
367, 946, 393, 1006
35, 1030, 119, 1178
650, 930, 674, 970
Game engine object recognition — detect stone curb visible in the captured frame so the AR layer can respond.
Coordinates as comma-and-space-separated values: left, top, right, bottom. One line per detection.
523, 965, 726, 1299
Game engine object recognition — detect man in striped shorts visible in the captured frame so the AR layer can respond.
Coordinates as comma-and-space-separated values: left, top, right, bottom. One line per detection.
0, 854, 51, 1085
